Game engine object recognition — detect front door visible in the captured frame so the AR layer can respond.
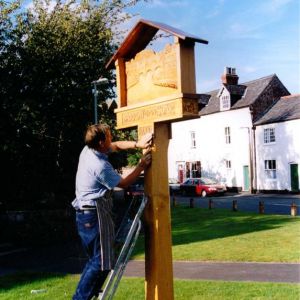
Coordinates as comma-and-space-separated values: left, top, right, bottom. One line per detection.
290, 164, 299, 192
243, 165, 250, 191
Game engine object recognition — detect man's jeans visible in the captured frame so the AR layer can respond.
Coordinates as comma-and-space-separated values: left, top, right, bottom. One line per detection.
73, 210, 109, 300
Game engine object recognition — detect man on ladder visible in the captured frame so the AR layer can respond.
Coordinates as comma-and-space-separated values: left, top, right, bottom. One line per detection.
72, 123, 152, 300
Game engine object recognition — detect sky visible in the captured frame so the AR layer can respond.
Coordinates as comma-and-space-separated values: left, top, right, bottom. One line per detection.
124, 0, 300, 94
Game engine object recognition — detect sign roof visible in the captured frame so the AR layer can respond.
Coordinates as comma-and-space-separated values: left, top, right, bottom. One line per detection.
106, 19, 208, 69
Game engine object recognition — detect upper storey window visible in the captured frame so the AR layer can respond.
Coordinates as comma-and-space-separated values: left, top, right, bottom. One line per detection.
219, 88, 231, 111
190, 131, 196, 149
225, 127, 231, 144
221, 94, 230, 110
264, 128, 275, 144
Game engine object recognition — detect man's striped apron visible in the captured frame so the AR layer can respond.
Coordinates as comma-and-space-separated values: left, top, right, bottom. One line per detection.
96, 190, 115, 271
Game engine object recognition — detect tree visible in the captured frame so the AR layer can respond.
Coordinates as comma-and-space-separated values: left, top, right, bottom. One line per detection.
0, 0, 144, 209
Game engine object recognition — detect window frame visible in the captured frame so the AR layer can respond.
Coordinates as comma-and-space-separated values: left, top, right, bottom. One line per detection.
225, 160, 231, 169
225, 127, 231, 144
264, 159, 277, 179
264, 128, 276, 144
190, 131, 196, 149
221, 94, 230, 110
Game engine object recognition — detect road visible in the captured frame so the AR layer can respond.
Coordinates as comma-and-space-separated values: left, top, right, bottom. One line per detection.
171, 192, 300, 215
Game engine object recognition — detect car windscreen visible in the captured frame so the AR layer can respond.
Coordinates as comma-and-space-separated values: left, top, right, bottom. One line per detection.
201, 178, 217, 185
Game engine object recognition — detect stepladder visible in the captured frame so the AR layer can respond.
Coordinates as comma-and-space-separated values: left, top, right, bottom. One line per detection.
98, 195, 148, 300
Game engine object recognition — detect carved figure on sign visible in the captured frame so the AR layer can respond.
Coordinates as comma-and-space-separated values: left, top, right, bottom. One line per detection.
126, 44, 178, 105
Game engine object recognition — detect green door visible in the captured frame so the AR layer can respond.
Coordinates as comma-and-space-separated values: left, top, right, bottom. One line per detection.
243, 166, 250, 191
290, 164, 299, 192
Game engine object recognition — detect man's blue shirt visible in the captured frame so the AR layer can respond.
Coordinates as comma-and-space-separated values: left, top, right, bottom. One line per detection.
72, 146, 121, 209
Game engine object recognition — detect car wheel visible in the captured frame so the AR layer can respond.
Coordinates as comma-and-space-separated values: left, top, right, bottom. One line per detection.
201, 190, 207, 197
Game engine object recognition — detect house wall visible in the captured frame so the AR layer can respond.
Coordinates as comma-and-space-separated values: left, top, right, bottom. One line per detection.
255, 119, 300, 191
168, 107, 253, 190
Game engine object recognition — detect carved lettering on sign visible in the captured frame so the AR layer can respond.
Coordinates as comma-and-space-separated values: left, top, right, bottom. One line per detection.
125, 44, 178, 106
118, 101, 180, 128
116, 98, 198, 129
138, 124, 154, 137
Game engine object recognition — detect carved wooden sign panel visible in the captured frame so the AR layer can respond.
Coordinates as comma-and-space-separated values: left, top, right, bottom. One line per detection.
126, 44, 178, 106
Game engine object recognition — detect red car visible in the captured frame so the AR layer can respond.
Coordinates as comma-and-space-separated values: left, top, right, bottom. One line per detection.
180, 177, 226, 197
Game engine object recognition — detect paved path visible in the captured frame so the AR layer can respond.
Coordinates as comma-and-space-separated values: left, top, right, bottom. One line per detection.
124, 260, 300, 283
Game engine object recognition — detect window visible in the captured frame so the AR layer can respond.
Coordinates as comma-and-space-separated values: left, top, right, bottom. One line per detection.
225, 160, 231, 169
221, 95, 230, 110
225, 159, 232, 176
225, 127, 231, 144
190, 131, 196, 148
185, 162, 191, 178
191, 161, 201, 178
185, 161, 201, 179
264, 128, 275, 143
264, 160, 276, 179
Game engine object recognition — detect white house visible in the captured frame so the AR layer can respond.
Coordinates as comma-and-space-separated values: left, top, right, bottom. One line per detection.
254, 94, 300, 192
168, 67, 297, 193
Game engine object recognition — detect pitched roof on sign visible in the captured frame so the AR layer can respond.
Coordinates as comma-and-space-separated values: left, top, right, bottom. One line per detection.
199, 74, 278, 116
254, 94, 300, 125
106, 19, 209, 69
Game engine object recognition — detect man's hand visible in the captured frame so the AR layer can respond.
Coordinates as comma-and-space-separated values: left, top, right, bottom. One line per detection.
136, 133, 153, 149
138, 148, 152, 169
117, 148, 152, 189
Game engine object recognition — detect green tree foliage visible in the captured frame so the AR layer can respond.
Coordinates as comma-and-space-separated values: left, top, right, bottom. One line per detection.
0, 0, 144, 209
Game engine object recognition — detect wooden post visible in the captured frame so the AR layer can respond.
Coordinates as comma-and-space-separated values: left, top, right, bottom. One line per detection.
259, 201, 264, 214
291, 202, 297, 217
172, 196, 176, 208
208, 198, 213, 210
189, 197, 194, 208
232, 200, 238, 212
143, 123, 174, 300
115, 58, 127, 108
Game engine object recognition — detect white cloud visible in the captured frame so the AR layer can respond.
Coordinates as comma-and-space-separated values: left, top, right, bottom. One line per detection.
228, 22, 263, 39
242, 66, 258, 74
25, 0, 57, 13
259, 0, 294, 14
25, 0, 79, 15
148, 0, 188, 7
206, 0, 226, 19
224, 0, 295, 39
197, 78, 220, 93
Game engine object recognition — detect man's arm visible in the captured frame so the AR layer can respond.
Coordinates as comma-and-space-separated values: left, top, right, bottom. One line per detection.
117, 149, 151, 189
110, 140, 137, 152
110, 133, 153, 152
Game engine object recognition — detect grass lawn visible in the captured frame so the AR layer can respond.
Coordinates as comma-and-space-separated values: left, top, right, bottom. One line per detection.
0, 273, 299, 300
133, 206, 300, 262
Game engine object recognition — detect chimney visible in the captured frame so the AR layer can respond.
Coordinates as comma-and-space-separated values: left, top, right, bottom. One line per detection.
221, 67, 239, 85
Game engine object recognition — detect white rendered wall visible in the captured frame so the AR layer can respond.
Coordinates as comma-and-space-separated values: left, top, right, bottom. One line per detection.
255, 119, 300, 191
168, 107, 253, 189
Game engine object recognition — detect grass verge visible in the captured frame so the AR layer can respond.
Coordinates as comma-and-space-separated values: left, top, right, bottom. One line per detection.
0, 273, 299, 300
